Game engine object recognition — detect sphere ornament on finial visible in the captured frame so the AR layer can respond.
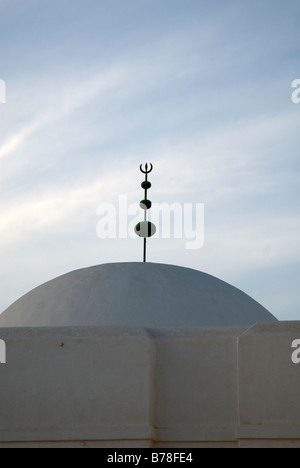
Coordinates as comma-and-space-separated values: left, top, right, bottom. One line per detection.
135, 163, 156, 262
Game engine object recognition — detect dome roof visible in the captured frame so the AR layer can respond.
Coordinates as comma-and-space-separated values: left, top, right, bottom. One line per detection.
0, 263, 277, 328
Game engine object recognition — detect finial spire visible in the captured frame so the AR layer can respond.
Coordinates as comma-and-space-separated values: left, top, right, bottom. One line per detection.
135, 163, 156, 262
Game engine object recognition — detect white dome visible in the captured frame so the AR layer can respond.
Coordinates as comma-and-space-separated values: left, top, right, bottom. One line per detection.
0, 263, 277, 328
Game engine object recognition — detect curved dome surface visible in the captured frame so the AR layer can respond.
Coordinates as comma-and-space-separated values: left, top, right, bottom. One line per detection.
0, 263, 277, 328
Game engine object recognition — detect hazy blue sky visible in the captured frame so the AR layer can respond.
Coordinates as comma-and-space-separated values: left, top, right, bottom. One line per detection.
0, 0, 299, 320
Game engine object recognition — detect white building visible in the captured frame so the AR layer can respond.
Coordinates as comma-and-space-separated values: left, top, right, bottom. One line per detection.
0, 262, 299, 448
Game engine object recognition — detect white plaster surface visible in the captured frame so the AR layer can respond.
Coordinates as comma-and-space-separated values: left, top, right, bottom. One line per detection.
0, 263, 277, 327
237, 321, 300, 441
0, 327, 155, 443
1, 262, 294, 448
0, 323, 300, 447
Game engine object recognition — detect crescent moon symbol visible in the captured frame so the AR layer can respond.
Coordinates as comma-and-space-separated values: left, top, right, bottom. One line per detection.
140, 163, 153, 174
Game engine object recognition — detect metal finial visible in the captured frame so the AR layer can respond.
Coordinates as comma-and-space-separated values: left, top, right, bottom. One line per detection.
135, 163, 156, 262
140, 163, 153, 174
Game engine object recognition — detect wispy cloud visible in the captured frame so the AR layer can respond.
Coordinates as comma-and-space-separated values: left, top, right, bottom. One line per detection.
0, 163, 138, 247
0, 121, 39, 160
0, 179, 103, 244
0, 0, 299, 319
0, 67, 128, 161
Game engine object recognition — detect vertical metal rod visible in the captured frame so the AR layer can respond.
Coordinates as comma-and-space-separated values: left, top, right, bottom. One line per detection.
143, 166, 148, 262
144, 170, 148, 200
143, 238, 147, 263
137, 163, 154, 264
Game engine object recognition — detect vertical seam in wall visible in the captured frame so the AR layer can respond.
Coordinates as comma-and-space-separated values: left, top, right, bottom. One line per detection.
145, 328, 157, 446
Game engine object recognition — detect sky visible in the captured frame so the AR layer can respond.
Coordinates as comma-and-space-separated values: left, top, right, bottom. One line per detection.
0, 0, 299, 320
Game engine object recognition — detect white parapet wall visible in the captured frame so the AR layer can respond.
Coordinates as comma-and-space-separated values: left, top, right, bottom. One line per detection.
237, 322, 300, 448
0, 323, 300, 448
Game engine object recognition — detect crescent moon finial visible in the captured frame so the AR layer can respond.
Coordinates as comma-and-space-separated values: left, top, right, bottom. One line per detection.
140, 163, 153, 174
